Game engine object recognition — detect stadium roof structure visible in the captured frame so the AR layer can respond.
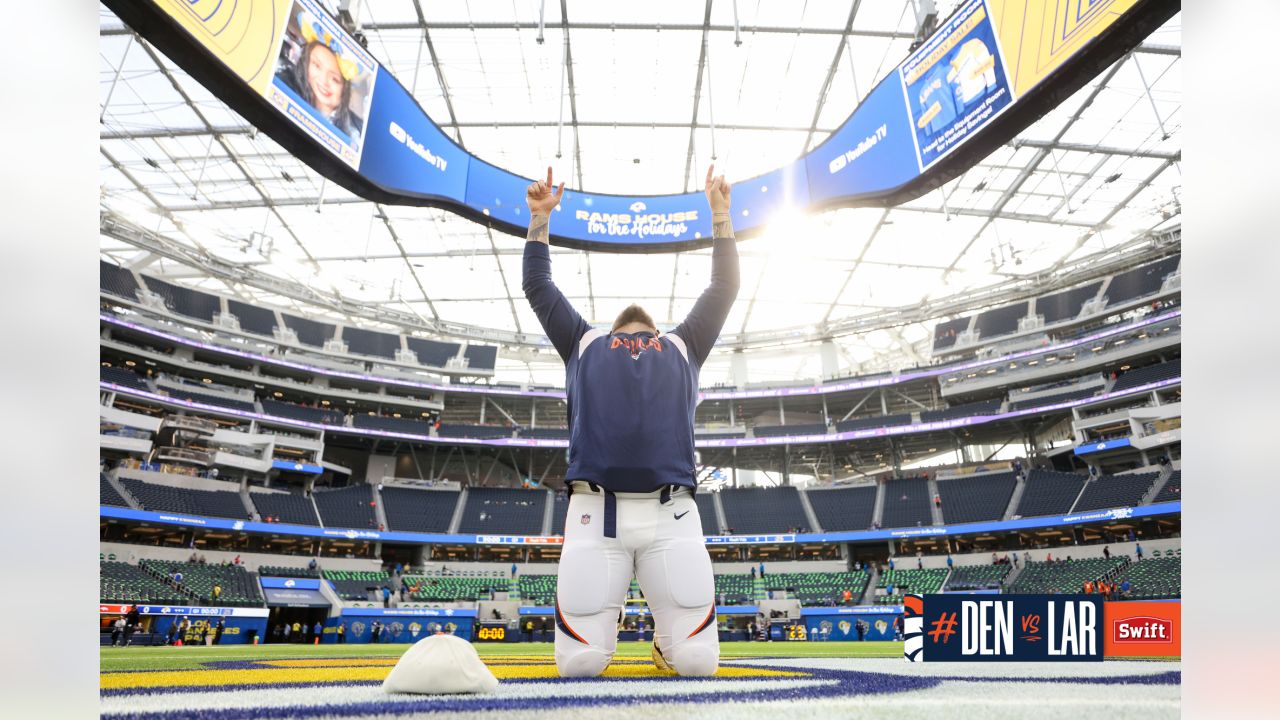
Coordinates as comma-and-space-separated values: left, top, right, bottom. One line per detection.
98, 1, 1181, 387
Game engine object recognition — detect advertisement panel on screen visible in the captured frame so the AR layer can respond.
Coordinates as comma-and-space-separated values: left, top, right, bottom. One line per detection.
901, 0, 1014, 170
359, 71, 470, 202
804, 76, 920, 204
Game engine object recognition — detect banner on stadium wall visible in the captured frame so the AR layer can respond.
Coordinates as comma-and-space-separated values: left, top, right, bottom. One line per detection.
260, 577, 322, 590
904, 595, 1180, 661
99, 500, 1180, 546
804, 611, 901, 642
325, 614, 474, 644
148, 614, 269, 646
107, 0, 1174, 250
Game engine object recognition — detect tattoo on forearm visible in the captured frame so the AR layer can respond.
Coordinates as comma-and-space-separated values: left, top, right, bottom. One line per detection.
528, 213, 550, 244
713, 214, 735, 240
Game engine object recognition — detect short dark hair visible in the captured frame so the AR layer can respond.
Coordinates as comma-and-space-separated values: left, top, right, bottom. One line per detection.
612, 304, 657, 333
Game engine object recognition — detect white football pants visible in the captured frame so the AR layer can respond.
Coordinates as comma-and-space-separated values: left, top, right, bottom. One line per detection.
554, 483, 719, 677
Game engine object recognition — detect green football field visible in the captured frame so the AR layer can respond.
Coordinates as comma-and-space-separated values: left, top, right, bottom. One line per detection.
100, 640, 904, 671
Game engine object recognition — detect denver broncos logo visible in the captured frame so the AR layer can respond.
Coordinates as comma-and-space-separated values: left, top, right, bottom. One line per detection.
610, 336, 664, 360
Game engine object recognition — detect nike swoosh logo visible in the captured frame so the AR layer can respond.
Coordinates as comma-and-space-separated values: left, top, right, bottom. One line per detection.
674, 511, 690, 520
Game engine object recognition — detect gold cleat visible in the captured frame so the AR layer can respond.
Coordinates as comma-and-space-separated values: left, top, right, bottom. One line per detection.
651, 643, 674, 673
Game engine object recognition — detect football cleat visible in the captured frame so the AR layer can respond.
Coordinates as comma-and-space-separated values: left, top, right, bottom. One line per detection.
651, 643, 674, 673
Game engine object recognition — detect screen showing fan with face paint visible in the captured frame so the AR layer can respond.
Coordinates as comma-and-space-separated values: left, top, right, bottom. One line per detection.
266, 0, 378, 169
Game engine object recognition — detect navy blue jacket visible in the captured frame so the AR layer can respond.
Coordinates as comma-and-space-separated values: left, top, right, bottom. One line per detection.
522, 238, 740, 492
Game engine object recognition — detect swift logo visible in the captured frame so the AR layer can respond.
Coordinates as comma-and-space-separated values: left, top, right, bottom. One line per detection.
674, 511, 690, 520
1114, 617, 1172, 643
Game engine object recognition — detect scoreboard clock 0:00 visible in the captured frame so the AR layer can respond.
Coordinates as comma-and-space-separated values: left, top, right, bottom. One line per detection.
475, 625, 507, 641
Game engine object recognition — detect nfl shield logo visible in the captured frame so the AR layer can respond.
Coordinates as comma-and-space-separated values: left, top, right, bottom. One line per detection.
580, 514, 591, 525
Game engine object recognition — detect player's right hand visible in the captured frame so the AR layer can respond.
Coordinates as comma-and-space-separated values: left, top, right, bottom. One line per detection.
527, 166, 566, 214
705, 164, 731, 215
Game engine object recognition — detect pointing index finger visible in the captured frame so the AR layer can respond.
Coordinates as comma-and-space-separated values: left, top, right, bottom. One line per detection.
705, 164, 714, 189
546, 166, 554, 188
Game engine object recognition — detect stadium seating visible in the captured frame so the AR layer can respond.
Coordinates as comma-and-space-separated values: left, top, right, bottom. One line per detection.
341, 326, 401, 359
715, 574, 754, 605
380, 486, 460, 533
249, 490, 320, 526
1015, 470, 1087, 518
139, 560, 264, 606
919, 399, 1002, 423
1009, 387, 1099, 411
1007, 557, 1126, 594
694, 493, 719, 535
405, 575, 505, 602
324, 570, 391, 601
944, 563, 1012, 591
762, 571, 870, 605
160, 386, 257, 412
936, 472, 1017, 524
1154, 471, 1181, 503
406, 336, 461, 367
312, 485, 378, 529
880, 477, 933, 528
1104, 254, 1180, 307
227, 299, 277, 337
1036, 281, 1103, 324
353, 414, 432, 435
100, 260, 140, 300
806, 485, 877, 532
1111, 359, 1181, 392
463, 344, 499, 371
120, 478, 250, 520
549, 492, 569, 535
100, 561, 193, 605
518, 575, 558, 605
281, 314, 335, 348
519, 427, 569, 440
835, 414, 912, 433
143, 276, 220, 322
436, 424, 513, 440
456, 488, 547, 535
101, 365, 149, 390
1072, 472, 1158, 512
101, 474, 130, 507
974, 301, 1028, 339
753, 423, 827, 438
258, 565, 320, 579
261, 399, 345, 425
1114, 556, 1180, 599
876, 568, 948, 604
719, 487, 810, 534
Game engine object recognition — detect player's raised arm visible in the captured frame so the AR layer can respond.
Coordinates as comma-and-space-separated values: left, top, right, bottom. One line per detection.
522, 167, 590, 363
671, 165, 741, 366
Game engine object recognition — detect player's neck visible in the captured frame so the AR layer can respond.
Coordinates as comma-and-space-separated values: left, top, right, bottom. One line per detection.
613, 322, 658, 335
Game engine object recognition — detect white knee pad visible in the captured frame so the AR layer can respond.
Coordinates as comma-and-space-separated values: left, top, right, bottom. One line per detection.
555, 645, 613, 678
664, 640, 718, 677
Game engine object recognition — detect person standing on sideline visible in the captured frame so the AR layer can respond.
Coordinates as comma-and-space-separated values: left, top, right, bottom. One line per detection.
213, 618, 225, 645
166, 620, 178, 646
313, 621, 323, 644
111, 618, 124, 646
337, 623, 346, 644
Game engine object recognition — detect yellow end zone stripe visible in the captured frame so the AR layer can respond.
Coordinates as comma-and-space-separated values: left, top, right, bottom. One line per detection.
102, 665, 805, 690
